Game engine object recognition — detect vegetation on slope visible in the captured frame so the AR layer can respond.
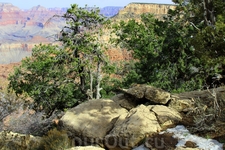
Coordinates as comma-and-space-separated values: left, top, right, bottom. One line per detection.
7, 0, 225, 114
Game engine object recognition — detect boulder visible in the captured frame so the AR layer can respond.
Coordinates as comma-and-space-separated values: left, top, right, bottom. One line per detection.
59, 99, 128, 146
148, 105, 182, 129
66, 146, 105, 150
111, 93, 137, 110
168, 98, 195, 112
105, 105, 161, 150
144, 86, 171, 105
121, 84, 171, 105
125, 84, 146, 99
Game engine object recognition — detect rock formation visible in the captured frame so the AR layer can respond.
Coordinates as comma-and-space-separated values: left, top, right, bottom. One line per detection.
59, 99, 128, 146
58, 85, 225, 150
112, 2, 176, 21
1, 84, 225, 149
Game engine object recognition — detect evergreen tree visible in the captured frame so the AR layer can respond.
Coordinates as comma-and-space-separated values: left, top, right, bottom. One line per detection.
8, 4, 113, 115
112, 0, 225, 92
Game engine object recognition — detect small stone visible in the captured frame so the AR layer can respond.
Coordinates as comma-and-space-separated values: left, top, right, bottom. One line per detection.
185, 141, 197, 148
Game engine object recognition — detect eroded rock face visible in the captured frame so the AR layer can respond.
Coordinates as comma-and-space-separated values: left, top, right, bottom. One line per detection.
59, 99, 128, 145
113, 3, 176, 21
105, 105, 162, 150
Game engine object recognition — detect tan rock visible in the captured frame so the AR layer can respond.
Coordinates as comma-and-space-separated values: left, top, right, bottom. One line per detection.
145, 86, 171, 104
111, 93, 137, 110
105, 105, 161, 150
149, 105, 182, 128
59, 99, 128, 145
114, 3, 176, 21
122, 84, 171, 105
66, 146, 105, 150
126, 84, 146, 99
168, 98, 194, 112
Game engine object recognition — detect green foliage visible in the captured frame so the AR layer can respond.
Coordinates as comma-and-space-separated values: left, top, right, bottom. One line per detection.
60, 4, 114, 99
101, 75, 123, 98
8, 4, 114, 114
8, 44, 82, 115
112, 0, 225, 92
112, 13, 202, 92
173, 0, 225, 87
34, 128, 71, 150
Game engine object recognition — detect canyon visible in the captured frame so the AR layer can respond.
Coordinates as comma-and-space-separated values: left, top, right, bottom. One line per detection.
0, 3, 123, 64
0, 2, 175, 64
0, 2, 175, 89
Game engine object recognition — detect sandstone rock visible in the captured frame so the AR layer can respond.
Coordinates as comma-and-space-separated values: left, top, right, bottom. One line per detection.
168, 98, 194, 112
66, 146, 105, 150
105, 105, 161, 150
144, 86, 171, 105
149, 105, 182, 128
113, 3, 176, 21
59, 99, 128, 146
125, 84, 146, 99
111, 93, 137, 110
0, 131, 41, 150
122, 84, 171, 105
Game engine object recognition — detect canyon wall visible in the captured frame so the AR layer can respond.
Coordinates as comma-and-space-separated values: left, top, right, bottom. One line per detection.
113, 2, 176, 21
0, 2, 175, 64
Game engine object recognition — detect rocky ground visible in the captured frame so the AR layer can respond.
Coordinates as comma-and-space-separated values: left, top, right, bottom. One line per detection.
1, 84, 224, 150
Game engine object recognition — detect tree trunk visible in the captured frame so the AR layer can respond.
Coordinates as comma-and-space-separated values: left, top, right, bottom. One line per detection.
96, 61, 102, 99
89, 70, 93, 100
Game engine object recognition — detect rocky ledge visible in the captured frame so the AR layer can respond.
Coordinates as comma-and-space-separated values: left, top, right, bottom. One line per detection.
1, 84, 225, 149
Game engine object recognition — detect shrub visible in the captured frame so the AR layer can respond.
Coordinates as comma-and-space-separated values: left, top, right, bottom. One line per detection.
34, 128, 71, 150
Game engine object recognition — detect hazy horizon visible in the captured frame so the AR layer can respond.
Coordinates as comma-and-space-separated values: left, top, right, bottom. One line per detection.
0, 0, 175, 9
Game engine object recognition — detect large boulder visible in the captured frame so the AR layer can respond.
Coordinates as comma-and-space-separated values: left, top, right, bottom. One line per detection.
59, 99, 128, 146
111, 93, 137, 110
149, 105, 182, 129
104, 105, 162, 150
144, 86, 171, 104
168, 97, 195, 112
121, 84, 171, 105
